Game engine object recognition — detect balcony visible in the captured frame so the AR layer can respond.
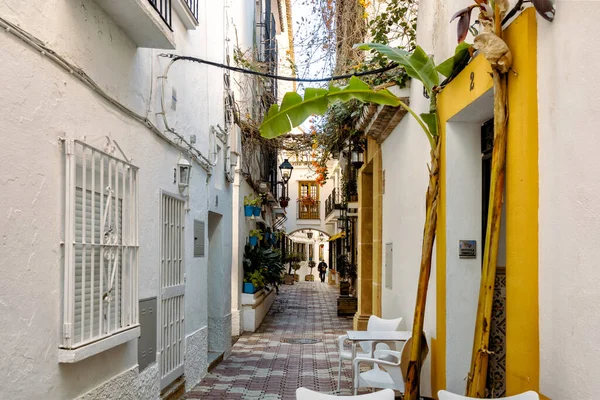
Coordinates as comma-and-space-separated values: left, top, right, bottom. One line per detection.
325, 188, 343, 218
93, 0, 176, 49
297, 200, 320, 220
173, 0, 200, 30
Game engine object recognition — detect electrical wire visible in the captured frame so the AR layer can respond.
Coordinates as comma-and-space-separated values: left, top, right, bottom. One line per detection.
0, 15, 213, 172
158, 54, 399, 83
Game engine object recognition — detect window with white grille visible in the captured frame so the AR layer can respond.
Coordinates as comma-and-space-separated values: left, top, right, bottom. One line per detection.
61, 139, 139, 351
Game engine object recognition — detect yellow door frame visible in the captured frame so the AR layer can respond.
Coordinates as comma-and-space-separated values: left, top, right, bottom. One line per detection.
435, 8, 540, 397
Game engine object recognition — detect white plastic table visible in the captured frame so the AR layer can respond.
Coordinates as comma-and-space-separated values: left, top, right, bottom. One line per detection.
346, 330, 412, 389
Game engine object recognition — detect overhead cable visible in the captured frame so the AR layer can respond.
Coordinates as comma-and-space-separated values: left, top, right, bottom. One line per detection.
158, 54, 399, 83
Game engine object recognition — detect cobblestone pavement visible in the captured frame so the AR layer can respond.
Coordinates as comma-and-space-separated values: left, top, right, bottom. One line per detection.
187, 281, 355, 399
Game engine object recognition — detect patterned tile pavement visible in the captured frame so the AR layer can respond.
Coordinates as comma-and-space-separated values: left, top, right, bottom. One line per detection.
187, 281, 356, 399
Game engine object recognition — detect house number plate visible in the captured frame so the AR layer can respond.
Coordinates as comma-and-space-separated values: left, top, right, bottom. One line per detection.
459, 240, 477, 259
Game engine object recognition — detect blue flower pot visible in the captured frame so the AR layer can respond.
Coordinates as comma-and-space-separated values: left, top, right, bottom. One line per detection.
265, 232, 271, 242
244, 205, 253, 217
249, 236, 258, 246
243, 282, 257, 294
253, 206, 261, 216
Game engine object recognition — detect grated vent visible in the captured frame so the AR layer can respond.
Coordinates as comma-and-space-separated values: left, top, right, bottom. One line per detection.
281, 338, 322, 345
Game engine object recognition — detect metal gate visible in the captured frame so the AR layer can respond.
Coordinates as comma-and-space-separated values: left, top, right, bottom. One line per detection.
159, 193, 185, 389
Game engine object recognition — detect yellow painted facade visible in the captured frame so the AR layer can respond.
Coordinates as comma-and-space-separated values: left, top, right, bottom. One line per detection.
435, 8, 540, 398
354, 137, 384, 329
436, 52, 494, 396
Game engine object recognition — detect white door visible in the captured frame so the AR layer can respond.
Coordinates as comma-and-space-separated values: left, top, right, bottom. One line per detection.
160, 193, 185, 389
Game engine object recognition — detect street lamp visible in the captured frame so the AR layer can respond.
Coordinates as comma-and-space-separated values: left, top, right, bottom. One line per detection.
278, 159, 294, 208
279, 159, 294, 184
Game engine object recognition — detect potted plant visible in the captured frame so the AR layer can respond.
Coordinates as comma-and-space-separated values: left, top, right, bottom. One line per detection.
253, 197, 262, 217
243, 270, 265, 294
260, 248, 285, 294
249, 229, 263, 246
300, 195, 317, 206
306, 260, 316, 281
243, 244, 285, 293
243, 194, 260, 217
337, 254, 357, 296
292, 262, 301, 282
336, 253, 357, 315
283, 252, 298, 285
279, 196, 290, 208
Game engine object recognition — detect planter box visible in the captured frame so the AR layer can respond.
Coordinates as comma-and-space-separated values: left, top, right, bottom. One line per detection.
243, 282, 259, 294
283, 274, 295, 285
244, 205, 253, 217
253, 206, 261, 216
305, 274, 314, 281
242, 289, 276, 332
337, 296, 357, 316
340, 281, 351, 296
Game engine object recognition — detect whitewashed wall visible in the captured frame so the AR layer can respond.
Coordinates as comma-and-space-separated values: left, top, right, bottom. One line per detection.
380, 84, 435, 334
537, 3, 600, 399
0, 0, 238, 398
380, 0, 494, 389
383, 0, 600, 397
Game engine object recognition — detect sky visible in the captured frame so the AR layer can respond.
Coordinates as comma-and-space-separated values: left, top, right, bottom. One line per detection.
291, 0, 336, 95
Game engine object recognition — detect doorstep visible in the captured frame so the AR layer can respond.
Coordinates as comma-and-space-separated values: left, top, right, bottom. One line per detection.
207, 351, 224, 372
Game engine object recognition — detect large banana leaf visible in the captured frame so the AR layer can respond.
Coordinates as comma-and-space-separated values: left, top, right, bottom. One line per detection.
355, 44, 440, 96
436, 42, 473, 78
259, 76, 400, 139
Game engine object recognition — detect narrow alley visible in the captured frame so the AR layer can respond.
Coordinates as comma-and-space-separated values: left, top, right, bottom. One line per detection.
187, 282, 354, 399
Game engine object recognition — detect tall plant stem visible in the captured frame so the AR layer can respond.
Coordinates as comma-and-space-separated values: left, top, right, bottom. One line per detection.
466, 4, 509, 396
404, 140, 440, 400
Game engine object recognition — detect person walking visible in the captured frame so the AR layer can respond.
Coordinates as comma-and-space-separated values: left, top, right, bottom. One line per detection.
318, 260, 328, 283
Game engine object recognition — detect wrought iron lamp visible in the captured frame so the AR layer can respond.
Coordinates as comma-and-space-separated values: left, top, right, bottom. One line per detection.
278, 159, 294, 207
279, 159, 294, 184
350, 139, 364, 169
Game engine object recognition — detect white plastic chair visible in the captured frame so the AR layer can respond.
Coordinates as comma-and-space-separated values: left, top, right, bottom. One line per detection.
438, 391, 539, 400
296, 387, 395, 400
352, 333, 429, 396
336, 315, 402, 392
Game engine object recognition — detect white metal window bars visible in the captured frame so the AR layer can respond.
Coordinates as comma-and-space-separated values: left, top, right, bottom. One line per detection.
61, 138, 139, 350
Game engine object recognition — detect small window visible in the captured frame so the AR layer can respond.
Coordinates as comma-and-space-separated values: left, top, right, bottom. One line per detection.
61, 139, 139, 351
298, 181, 320, 219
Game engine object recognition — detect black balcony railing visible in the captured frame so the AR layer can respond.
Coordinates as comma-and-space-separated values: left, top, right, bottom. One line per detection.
297, 200, 320, 220
325, 188, 344, 217
184, 0, 199, 22
148, 0, 172, 29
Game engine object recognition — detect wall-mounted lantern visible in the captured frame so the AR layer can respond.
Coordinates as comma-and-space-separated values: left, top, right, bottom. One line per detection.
279, 159, 294, 184
176, 154, 192, 193
307, 231, 313, 239
350, 139, 364, 170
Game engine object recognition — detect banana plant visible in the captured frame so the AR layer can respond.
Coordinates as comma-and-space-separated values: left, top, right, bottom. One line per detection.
260, 77, 401, 139
260, 43, 472, 400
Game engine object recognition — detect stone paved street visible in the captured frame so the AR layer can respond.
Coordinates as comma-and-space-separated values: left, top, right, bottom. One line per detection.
187, 281, 355, 399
